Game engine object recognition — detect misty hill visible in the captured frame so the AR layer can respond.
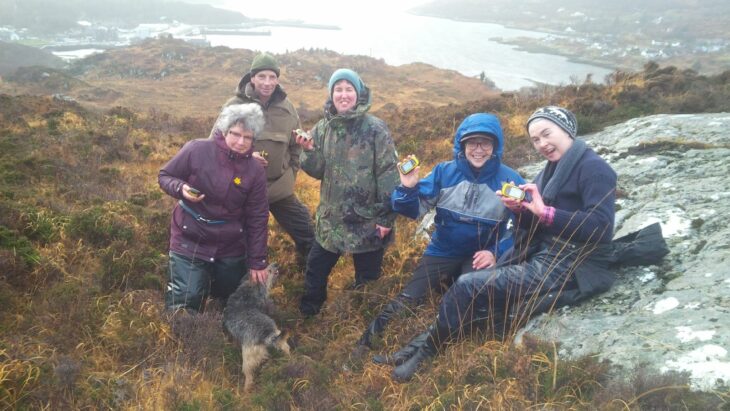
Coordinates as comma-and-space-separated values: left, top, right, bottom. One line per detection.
0, 0, 249, 34
0, 38, 496, 119
0, 41, 65, 76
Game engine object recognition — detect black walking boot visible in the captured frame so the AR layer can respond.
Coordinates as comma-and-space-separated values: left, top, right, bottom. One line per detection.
371, 330, 429, 365
391, 322, 452, 382
358, 296, 411, 349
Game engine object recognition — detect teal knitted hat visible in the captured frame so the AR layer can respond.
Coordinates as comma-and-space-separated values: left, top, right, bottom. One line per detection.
327, 68, 363, 98
250, 53, 280, 77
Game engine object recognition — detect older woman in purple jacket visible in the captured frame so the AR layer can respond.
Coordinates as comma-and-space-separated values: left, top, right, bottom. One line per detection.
159, 104, 269, 312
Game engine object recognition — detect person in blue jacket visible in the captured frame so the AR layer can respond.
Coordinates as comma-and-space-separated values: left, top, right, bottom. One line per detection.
387, 106, 619, 382
354, 113, 524, 353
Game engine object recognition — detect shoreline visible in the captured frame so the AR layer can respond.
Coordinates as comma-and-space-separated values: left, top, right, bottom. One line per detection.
408, 10, 729, 76
488, 38, 621, 72
410, 11, 620, 72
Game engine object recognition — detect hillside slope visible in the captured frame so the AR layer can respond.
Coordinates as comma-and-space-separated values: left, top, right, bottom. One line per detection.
1, 56, 730, 408
0, 41, 65, 76
0, 38, 496, 119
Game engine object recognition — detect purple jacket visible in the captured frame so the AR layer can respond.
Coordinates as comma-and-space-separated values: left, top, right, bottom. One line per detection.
158, 130, 269, 269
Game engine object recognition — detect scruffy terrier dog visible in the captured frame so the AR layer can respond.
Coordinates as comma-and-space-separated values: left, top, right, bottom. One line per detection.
223, 263, 290, 391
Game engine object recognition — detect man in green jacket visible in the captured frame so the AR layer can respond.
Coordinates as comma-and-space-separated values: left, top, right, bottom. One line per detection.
216, 53, 314, 264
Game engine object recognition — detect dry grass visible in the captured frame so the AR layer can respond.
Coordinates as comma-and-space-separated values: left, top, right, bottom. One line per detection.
2, 61, 730, 409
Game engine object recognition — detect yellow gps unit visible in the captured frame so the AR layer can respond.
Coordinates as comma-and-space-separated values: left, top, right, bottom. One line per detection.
292, 128, 311, 141
398, 156, 420, 175
501, 183, 525, 201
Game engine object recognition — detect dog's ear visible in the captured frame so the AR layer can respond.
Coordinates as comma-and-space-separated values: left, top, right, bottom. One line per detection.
264, 263, 279, 289
265, 329, 287, 345
272, 330, 291, 354
276, 329, 289, 342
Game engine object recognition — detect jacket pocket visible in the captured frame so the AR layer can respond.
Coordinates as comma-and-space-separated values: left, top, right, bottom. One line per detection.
255, 137, 288, 181
343, 204, 373, 224
174, 209, 208, 243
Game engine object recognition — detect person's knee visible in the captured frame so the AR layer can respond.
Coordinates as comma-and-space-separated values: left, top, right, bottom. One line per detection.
165, 284, 206, 312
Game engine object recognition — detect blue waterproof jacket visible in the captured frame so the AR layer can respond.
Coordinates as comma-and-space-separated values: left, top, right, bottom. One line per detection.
392, 113, 525, 258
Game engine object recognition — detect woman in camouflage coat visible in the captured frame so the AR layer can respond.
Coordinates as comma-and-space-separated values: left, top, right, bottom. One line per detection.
295, 68, 399, 316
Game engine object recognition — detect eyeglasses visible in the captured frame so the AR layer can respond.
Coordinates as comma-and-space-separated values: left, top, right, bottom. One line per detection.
465, 140, 493, 150
227, 130, 254, 141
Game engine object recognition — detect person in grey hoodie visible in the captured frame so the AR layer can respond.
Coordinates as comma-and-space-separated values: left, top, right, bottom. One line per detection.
160, 104, 269, 312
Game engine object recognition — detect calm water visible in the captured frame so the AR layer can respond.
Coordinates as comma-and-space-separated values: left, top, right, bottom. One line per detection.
210, 5, 612, 91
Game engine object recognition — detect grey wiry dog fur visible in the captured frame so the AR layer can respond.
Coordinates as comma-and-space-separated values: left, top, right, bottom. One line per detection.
223, 263, 290, 391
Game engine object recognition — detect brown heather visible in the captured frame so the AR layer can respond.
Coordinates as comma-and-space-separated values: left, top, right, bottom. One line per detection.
1, 50, 729, 409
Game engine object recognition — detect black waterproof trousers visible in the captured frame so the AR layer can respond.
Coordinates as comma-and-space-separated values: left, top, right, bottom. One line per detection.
299, 241, 384, 315
269, 194, 315, 261
165, 251, 247, 312
436, 238, 584, 338
358, 255, 472, 346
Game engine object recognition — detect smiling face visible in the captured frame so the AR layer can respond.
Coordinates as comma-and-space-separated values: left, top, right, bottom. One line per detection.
224, 124, 254, 154
463, 136, 494, 169
250, 69, 278, 103
332, 79, 358, 114
528, 119, 574, 162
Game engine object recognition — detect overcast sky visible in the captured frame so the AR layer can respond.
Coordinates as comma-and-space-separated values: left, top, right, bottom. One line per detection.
216, 0, 431, 22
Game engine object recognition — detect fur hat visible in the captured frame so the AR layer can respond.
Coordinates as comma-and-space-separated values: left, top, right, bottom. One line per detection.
327, 68, 363, 98
526, 106, 578, 139
250, 53, 280, 77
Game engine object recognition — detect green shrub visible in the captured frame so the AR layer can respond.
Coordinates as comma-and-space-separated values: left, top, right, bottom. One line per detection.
0, 164, 28, 185
21, 207, 66, 244
47, 117, 60, 136
67, 205, 135, 247
0, 225, 40, 268
97, 242, 165, 291
98, 166, 122, 184
212, 387, 240, 411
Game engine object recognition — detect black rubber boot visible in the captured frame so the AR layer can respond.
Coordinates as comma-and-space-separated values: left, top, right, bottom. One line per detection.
371, 330, 429, 365
391, 345, 436, 382
391, 322, 452, 382
358, 295, 411, 348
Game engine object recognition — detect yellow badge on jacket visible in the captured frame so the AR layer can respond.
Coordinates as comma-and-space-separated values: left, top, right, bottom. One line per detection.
234, 177, 242, 185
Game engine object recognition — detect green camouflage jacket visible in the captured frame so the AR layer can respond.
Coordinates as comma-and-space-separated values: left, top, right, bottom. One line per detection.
301, 85, 399, 253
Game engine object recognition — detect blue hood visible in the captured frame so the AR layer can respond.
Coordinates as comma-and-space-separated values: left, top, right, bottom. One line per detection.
452, 113, 504, 179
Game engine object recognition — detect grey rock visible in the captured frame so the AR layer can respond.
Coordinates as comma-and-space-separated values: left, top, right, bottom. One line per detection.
515, 113, 730, 391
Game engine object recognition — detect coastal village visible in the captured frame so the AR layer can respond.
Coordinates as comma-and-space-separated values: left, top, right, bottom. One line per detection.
0, 19, 337, 60
1, 9, 728, 71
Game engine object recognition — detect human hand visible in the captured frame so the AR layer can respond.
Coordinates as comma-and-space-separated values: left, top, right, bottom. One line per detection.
252, 151, 269, 167
182, 184, 205, 202
375, 224, 391, 239
472, 250, 496, 270
496, 181, 523, 212
293, 129, 314, 151
249, 268, 268, 284
518, 183, 546, 217
398, 155, 420, 188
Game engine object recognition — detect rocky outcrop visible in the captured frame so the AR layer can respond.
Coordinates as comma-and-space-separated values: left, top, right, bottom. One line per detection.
517, 113, 730, 391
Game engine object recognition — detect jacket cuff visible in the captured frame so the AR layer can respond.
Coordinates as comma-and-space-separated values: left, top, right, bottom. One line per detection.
539, 206, 556, 226
375, 213, 396, 228
397, 184, 418, 192
248, 257, 268, 270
